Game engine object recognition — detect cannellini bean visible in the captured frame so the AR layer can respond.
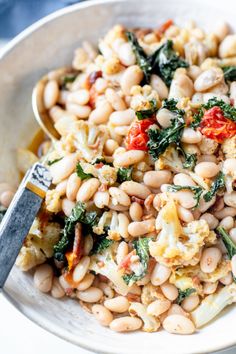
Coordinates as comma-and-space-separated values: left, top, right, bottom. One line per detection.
55, 179, 68, 196
163, 315, 195, 334
167, 304, 189, 317
93, 191, 110, 208
160, 283, 178, 301
49, 153, 78, 184
177, 205, 194, 223
219, 216, 234, 230
105, 88, 127, 111
113, 150, 145, 167
128, 219, 155, 237
114, 126, 129, 136
77, 273, 95, 291
92, 304, 113, 327
213, 21, 230, 42
156, 108, 174, 128
198, 154, 217, 163
200, 247, 222, 273
66, 173, 81, 201
104, 296, 130, 313
200, 213, 219, 230
181, 295, 200, 312
94, 78, 108, 93
129, 202, 143, 221
109, 187, 131, 206
89, 101, 113, 124
174, 190, 196, 209
76, 178, 100, 202
66, 102, 91, 119
109, 316, 142, 332
198, 195, 216, 213
181, 128, 202, 144
67, 89, 90, 105
231, 255, 236, 279
120, 65, 144, 95
98, 283, 114, 299
150, 74, 168, 100
61, 198, 76, 217
169, 74, 194, 98
203, 281, 218, 295
108, 202, 129, 212
118, 42, 136, 66
72, 256, 90, 283
144, 170, 172, 189
104, 139, 119, 155
77, 286, 103, 303
43, 80, 59, 109
51, 277, 65, 298
151, 263, 171, 286
116, 241, 129, 265
109, 108, 135, 126
220, 272, 233, 285
195, 162, 220, 178
0, 190, 14, 208
118, 213, 130, 239
83, 235, 93, 256
34, 264, 53, 293
224, 192, 236, 208
230, 228, 236, 243
147, 299, 171, 316
173, 173, 196, 187
214, 207, 236, 219
188, 65, 202, 81
194, 68, 223, 92
120, 181, 151, 199
219, 34, 236, 58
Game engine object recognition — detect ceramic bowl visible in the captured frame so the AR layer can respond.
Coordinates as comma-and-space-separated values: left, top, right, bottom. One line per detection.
1, 0, 236, 353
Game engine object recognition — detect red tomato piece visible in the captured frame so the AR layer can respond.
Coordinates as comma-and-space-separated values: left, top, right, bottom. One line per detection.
157, 19, 173, 35
126, 119, 155, 151
200, 106, 236, 143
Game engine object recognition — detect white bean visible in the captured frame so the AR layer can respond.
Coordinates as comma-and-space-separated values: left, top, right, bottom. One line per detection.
219, 216, 234, 230
118, 213, 130, 239
0, 190, 14, 208
174, 190, 196, 209
173, 173, 196, 187
77, 273, 95, 291
93, 191, 110, 208
200, 213, 219, 230
44, 80, 59, 109
203, 281, 218, 295
89, 101, 113, 124
194, 68, 223, 92
213, 21, 230, 42
181, 295, 200, 312
167, 304, 189, 317
224, 192, 236, 208
118, 42, 136, 66
177, 205, 194, 223
92, 304, 113, 327
147, 299, 171, 316
76, 178, 100, 202
144, 170, 172, 189
109, 108, 135, 126
67, 89, 90, 105
230, 228, 236, 243
156, 108, 174, 128
66, 102, 91, 119
113, 150, 145, 168
214, 207, 236, 219
129, 202, 143, 221
109, 187, 131, 206
109, 316, 142, 332
120, 65, 144, 95
195, 162, 220, 178
220, 272, 233, 285
105, 88, 127, 111
34, 264, 53, 293
49, 153, 78, 184
163, 315, 195, 334
51, 277, 65, 298
231, 255, 236, 279
61, 198, 75, 217
150, 74, 168, 100
104, 139, 119, 155
83, 235, 93, 256
98, 283, 114, 299
200, 247, 222, 273
55, 179, 68, 196
181, 128, 202, 144
151, 263, 171, 286
219, 34, 236, 58
77, 286, 103, 303
73, 256, 90, 283
116, 241, 129, 265
128, 219, 155, 237
66, 173, 81, 201
104, 296, 130, 313
160, 283, 178, 301
120, 181, 151, 199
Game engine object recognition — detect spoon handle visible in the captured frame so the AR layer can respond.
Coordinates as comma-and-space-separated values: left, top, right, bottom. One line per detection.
0, 163, 51, 289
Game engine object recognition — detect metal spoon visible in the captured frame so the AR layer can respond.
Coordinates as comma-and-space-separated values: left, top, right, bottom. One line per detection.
32, 67, 73, 141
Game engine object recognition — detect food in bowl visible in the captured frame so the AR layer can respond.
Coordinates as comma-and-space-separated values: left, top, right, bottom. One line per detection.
1, 19, 236, 335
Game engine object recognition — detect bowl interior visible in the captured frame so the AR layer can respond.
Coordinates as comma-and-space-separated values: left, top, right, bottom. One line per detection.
1, 0, 236, 353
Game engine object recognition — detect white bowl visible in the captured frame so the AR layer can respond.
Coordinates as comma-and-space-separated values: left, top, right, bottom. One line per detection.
1, 0, 236, 353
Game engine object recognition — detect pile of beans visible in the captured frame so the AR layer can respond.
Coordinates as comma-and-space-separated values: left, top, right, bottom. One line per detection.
12, 20, 236, 335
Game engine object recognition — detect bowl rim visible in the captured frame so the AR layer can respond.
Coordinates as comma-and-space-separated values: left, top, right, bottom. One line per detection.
1, 0, 236, 353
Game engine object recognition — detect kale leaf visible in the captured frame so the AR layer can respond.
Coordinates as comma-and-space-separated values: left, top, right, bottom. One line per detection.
176, 288, 196, 305
76, 163, 93, 180
123, 237, 151, 285
136, 99, 159, 120
167, 185, 204, 208
47, 157, 63, 166
203, 172, 225, 202
182, 152, 197, 170
91, 234, 113, 254
54, 202, 98, 262
216, 227, 236, 259
117, 167, 133, 183
223, 66, 236, 82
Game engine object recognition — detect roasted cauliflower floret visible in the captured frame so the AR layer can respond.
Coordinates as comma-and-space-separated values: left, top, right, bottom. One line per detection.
222, 136, 236, 159
149, 199, 212, 266
93, 211, 120, 240
141, 283, 165, 305
98, 165, 117, 185
198, 136, 218, 155
45, 189, 62, 213
16, 218, 61, 271
129, 302, 160, 332
155, 146, 185, 173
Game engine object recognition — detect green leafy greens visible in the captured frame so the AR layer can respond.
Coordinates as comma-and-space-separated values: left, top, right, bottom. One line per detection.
203, 172, 225, 202
61, 73, 77, 89
136, 99, 159, 120
91, 234, 113, 255
76, 163, 93, 180
117, 167, 133, 183
216, 226, 236, 282
126, 31, 188, 86
167, 185, 204, 208
47, 157, 63, 166
54, 202, 98, 262
123, 237, 151, 285
176, 288, 196, 305
223, 66, 236, 82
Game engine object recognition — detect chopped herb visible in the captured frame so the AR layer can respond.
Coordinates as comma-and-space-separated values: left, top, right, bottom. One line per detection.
167, 185, 203, 208
76, 162, 93, 180
126, 32, 188, 86
216, 226, 236, 282
54, 202, 98, 262
203, 172, 225, 202
91, 235, 113, 254
176, 288, 196, 305
61, 73, 77, 89
117, 167, 133, 183
123, 237, 151, 285
136, 99, 158, 120
47, 157, 63, 166
190, 108, 204, 129
223, 66, 236, 82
